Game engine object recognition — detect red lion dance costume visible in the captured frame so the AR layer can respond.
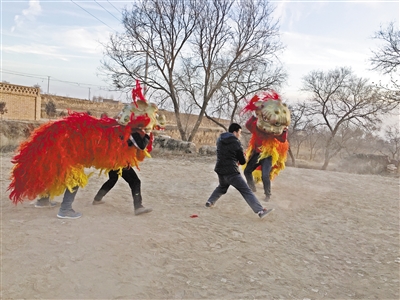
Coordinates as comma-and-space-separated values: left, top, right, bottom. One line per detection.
242, 91, 291, 186
8, 80, 165, 204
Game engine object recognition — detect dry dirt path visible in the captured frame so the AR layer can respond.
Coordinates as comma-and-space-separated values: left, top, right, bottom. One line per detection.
1, 153, 399, 299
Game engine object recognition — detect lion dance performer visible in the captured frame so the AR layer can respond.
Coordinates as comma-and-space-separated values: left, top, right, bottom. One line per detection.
242, 91, 290, 202
8, 80, 165, 219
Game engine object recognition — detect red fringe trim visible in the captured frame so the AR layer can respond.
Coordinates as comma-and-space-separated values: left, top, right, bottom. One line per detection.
8, 112, 151, 204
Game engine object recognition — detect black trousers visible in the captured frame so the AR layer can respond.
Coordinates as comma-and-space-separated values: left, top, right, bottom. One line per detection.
98, 168, 143, 209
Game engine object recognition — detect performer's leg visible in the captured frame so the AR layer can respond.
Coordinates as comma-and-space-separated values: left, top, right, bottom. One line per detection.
205, 174, 229, 207
34, 196, 58, 208
57, 187, 81, 219
230, 173, 264, 214
122, 168, 152, 215
260, 156, 273, 200
93, 170, 119, 204
244, 153, 260, 192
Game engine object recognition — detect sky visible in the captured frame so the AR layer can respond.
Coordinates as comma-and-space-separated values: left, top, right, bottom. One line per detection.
1, 0, 399, 111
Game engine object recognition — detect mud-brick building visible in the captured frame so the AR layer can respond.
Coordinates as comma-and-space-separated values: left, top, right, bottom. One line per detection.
0, 83, 41, 121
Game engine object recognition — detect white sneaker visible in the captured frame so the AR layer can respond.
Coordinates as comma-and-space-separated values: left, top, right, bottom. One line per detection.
57, 209, 82, 219
134, 207, 153, 216
35, 201, 58, 208
205, 202, 215, 208
92, 200, 106, 205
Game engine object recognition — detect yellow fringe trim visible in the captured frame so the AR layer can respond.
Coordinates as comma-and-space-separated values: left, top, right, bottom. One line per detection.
243, 138, 289, 183
44, 147, 152, 199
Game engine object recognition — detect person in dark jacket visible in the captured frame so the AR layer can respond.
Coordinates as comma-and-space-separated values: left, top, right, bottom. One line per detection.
92, 128, 152, 216
205, 123, 273, 219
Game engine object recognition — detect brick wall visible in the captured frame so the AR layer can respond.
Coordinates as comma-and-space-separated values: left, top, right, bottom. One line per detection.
0, 83, 41, 121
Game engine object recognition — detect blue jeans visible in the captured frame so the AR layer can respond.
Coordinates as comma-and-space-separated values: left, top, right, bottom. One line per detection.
244, 154, 272, 196
38, 187, 79, 211
207, 173, 264, 213
60, 187, 79, 211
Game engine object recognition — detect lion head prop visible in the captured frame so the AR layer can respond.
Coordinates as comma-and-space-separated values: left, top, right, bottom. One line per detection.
117, 80, 166, 132
243, 91, 290, 135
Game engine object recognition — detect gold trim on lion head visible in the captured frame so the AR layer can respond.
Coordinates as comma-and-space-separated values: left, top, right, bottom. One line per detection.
117, 100, 166, 133
244, 91, 291, 135
117, 80, 166, 132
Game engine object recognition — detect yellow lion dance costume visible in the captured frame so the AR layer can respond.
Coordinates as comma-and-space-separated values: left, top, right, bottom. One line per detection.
242, 91, 290, 191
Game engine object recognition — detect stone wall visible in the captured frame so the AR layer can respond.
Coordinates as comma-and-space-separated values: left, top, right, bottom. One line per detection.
338, 153, 399, 175
163, 125, 224, 146
0, 83, 41, 121
153, 135, 197, 154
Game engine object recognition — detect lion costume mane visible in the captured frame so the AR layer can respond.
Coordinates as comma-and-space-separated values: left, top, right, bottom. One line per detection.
8, 80, 165, 204
242, 91, 290, 182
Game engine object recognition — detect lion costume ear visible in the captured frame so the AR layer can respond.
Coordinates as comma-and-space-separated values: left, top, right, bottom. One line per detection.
243, 90, 281, 113
261, 90, 280, 101
131, 79, 146, 107
243, 95, 260, 112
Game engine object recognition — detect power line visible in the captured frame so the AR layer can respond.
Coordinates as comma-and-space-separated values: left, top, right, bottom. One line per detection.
2, 69, 113, 90
70, 0, 116, 31
107, 0, 123, 15
2, 70, 47, 81
94, 0, 121, 22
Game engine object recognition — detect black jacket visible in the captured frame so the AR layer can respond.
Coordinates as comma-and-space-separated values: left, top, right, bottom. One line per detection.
214, 132, 246, 175
127, 130, 150, 150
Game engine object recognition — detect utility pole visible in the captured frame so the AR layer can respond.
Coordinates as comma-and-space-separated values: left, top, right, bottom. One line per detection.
47, 76, 50, 94
88, 87, 91, 101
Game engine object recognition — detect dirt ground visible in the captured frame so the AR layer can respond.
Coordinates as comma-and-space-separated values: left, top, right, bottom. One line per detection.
1, 152, 399, 299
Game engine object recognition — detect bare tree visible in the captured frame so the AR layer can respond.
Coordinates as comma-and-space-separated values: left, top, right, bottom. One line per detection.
205, 62, 286, 130
101, 0, 285, 142
45, 100, 57, 119
0, 101, 8, 120
330, 122, 360, 159
384, 124, 400, 160
371, 22, 400, 75
33, 84, 43, 94
288, 102, 316, 164
342, 126, 371, 156
362, 131, 386, 155
370, 22, 400, 102
302, 67, 397, 170
306, 126, 324, 161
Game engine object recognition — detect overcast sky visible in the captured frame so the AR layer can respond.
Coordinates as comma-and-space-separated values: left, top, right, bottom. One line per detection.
1, 0, 398, 108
